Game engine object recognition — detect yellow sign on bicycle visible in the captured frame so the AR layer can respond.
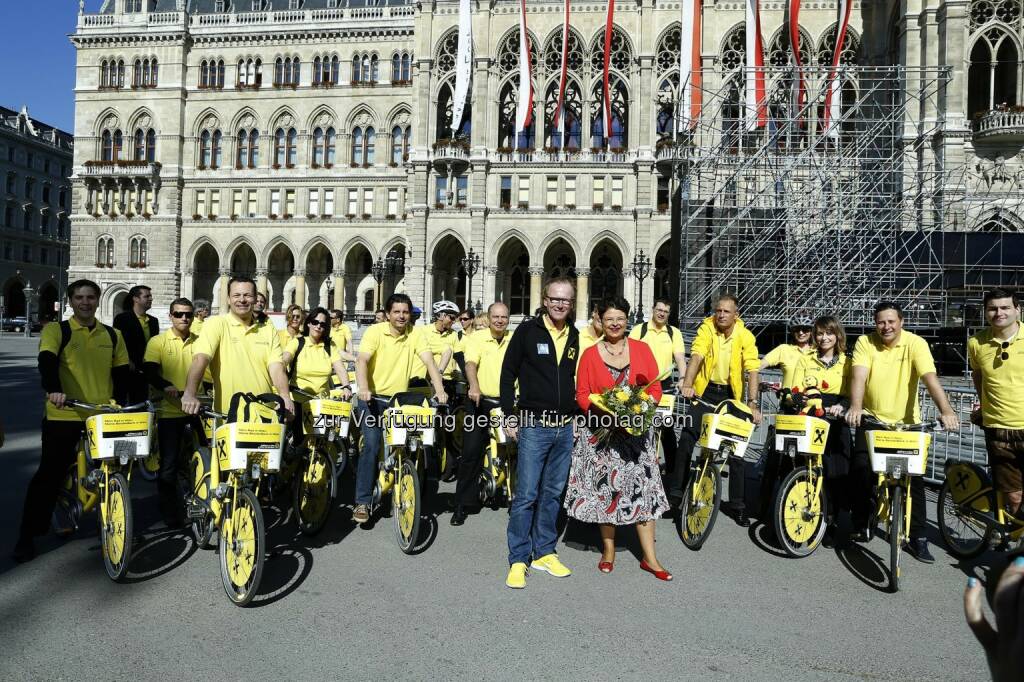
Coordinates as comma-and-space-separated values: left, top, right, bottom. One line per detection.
698, 412, 754, 457
307, 398, 353, 436
385, 405, 436, 446
86, 412, 153, 460
774, 414, 830, 456
215, 421, 285, 472
866, 430, 931, 476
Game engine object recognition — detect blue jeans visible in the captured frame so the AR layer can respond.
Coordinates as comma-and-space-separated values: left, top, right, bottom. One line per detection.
507, 422, 574, 565
354, 399, 384, 505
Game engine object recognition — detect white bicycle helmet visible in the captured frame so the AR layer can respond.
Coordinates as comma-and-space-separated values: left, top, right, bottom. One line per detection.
432, 300, 460, 317
790, 314, 814, 328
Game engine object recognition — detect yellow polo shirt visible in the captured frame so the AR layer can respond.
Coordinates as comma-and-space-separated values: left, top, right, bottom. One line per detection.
358, 322, 430, 396
543, 315, 570, 363
793, 353, 851, 397
144, 329, 199, 418
711, 333, 734, 385
190, 316, 204, 336
279, 328, 301, 350
39, 318, 130, 422
330, 323, 353, 353
411, 324, 459, 380
968, 328, 1024, 429
138, 314, 153, 343
629, 323, 684, 377
286, 336, 342, 395
194, 314, 284, 414
464, 331, 511, 398
579, 325, 603, 356
763, 343, 815, 389
852, 331, 937, 424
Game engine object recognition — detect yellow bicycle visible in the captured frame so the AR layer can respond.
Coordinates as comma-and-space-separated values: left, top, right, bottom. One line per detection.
477, 401, 517, 508
860, 413, 942, 593
938, 459, 1024, 556
771, 410, 831, 557
679, 398, 755, 550
367, 392, 437, 553
53, 399, 156, 581
186, 393, 287, 606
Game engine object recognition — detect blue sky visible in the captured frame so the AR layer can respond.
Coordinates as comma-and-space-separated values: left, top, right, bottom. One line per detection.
0, 2, 92, 132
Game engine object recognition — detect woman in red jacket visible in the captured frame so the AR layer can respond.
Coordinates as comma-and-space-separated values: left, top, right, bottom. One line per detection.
565, 296, 672, 580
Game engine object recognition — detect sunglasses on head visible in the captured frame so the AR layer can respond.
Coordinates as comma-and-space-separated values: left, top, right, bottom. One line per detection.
170, 310, 194, 319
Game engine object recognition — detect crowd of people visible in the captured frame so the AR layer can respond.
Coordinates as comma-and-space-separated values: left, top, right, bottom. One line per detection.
7, 278, 1024, 597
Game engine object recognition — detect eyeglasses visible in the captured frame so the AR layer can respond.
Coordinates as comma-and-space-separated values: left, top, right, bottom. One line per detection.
170, 311, 194, 319
309, 319, 329, 329
459, 316, 471, 323
546, 297, 572, 306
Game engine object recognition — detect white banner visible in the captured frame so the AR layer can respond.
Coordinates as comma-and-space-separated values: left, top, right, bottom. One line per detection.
514, 0, 533, 136
451, 0, 472, 136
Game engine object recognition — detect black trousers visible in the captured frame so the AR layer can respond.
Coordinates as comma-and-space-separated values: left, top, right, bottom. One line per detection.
126, 370, 149, 405
658, 379, 679, 473
157, 416, 194, 523
669, 383, 746, 512
851, 428, 928, 540
455, 397, 500, 506
18, 419, 86, 540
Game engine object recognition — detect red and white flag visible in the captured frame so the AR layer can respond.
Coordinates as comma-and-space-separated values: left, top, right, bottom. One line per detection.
514, 0, 534, 137
744, 0, 766, 129
823, 0, 852, 137
676, 0, 702, 130
789, 0, 805, 123
601, 0, 616, 141
552, 0, 571, 134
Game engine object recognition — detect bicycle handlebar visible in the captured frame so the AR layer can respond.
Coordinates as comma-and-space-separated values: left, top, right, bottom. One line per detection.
860, 414, 944, 433
64, 398, 159, 413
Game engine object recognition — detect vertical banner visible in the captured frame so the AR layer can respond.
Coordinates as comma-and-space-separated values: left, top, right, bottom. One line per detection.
451, 0, 473, 136
514, 0, 534, 139
789, 0, 805, 124
676, 0, 702, 130
602, 0, 615, 142
744, 0, 766, 129
552, 0, 571, 137
823, 0, 852, 137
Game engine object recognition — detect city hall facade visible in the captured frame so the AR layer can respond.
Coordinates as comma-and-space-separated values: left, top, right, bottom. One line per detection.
67, 0, 1023, 326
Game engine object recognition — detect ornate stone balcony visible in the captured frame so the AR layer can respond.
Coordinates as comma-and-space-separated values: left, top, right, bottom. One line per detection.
79, 161, 161, 180
974, 109, 1024, 143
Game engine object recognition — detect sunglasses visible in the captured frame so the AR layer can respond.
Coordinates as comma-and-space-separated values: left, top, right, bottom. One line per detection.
170, 311, 194, 319
1000, 341, 1011, 362
309, 319, 329, 328
459, 316, 471, 322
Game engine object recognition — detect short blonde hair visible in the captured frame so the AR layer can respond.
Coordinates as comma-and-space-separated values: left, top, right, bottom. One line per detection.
813, 315, 847, 354
473, 312, 489, 330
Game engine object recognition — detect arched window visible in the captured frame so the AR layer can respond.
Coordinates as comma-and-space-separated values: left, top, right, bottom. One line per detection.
313, 127, 324, 165
362, 55, 370, 81
313, 56, 322, 84
287, 128, 297, 166
391, 126, 404, 164
370, 55, 379, 82
401, 53, 411, 81
968, 27, 1019, 120
274, 128, 286, 165
134, 129, 145, 160
200, 60, 210, 88
499, 80, 534, 148
238, 58, 262, 87
365, 127, 375, 164
134, 59, 143, 87
392, 53, 401, 81
237, 128, 259, 168
330, 56, 339, 84
101, 130, 113, 161
352, 55, 361, 82
436, 81, 472, 142
97, 236, 114, 267
117, 60, 125, 88
325, 127, 336, 165
145, 129, 155, 161
200, 130, 212, 167
216, 60, 225, 88
130, 236, 148, 267
100, 60, 109, 88
212, 130, 222, 167
352, 127, 364, 164
544, 79, 582, 149
591, 78, 629, 150
113, 129, 124, 161
275, 57, 284, 85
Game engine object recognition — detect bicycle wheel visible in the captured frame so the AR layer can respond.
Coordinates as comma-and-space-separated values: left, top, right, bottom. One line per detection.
393, 457, 421, 554
937, 478, 993, 559
101, 472, 133, 581
679, 459, 721, 551
293, 442, 337, 536
138, 451, 160, 482
773, 466, 827, 557
189, 450, 214, 549
889, 485, 905, 593
219, 487, 265, 606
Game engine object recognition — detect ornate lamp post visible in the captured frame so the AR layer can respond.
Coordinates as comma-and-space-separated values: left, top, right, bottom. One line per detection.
23, 280, 34, 338
461, 247, 480, 312
630, 249, 651, 324
370, 257, 387, 310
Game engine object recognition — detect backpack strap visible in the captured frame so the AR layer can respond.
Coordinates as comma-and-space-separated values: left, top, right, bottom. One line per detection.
289, 336, 306, 383
640, 322, 648, 338
57, 320, 118, 360
667, 325, 675, 341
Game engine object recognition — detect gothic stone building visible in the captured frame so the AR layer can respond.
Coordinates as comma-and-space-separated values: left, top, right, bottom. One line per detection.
68, 0, 1023, 325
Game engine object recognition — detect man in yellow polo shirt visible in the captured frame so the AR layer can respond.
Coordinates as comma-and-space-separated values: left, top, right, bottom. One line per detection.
674, 293, 761, 525
143, 297, 201, 527
968, 288, 1024, 529
760, 314, 815, 390
578, 304, 603, 356
451, 302, 511, 526
180, 277, 295, 420
191, 299, 210, 335
13, 279, 131, 563
846, 301, 959, 563
352, 293, 449, 524
411, 300, 460, 384
329, 308, 356, 361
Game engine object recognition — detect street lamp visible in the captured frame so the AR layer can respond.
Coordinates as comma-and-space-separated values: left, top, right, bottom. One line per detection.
461, 247, 480, 312
23, 280, 34, 338
370, 257, 387, 310
630, 250, 652, 324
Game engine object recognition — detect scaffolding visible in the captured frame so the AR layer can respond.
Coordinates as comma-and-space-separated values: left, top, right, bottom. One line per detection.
668, 65, 1024, 331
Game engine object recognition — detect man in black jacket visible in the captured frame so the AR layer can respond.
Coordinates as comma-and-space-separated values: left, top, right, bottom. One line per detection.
500, 277, 579, 589
113, 285, 159, 404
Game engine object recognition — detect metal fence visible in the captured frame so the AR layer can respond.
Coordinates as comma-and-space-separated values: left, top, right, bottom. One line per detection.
749, 371, 984, 484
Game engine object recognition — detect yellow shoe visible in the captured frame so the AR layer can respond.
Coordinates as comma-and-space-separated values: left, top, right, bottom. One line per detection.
506, 562, 527, 589
530, 553, 572, 578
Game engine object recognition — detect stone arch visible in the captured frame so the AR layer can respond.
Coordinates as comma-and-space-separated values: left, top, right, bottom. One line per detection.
191, 241, 220, 310
538, 229, 581, 265
342, 241, 375, 315
386, 103, 413, 129
341, 235, 378, 263
228, 239, 257, 277
346, 105, 379, 132
265, 240, 297, 312
191, 107, 223, 138
126, 107, 157, 133
653, 237, 673, 302
973, 208, 1024, 233
490, 228, 536, 265
306, 105, 338, 132
494, 236, 531, 317
267, 105, 300, 131
299, 236, 338, 265
543, 237, 578, 280
37, 280, 59, 322
587, 238, 625, 311
228, 107, 262, 133
93, 107, 122, 137
2, 274, 27, 319
100, 282, 131, 324
430, 233, 468, 310
304, 241, 335, 310
583, 230, 630, 264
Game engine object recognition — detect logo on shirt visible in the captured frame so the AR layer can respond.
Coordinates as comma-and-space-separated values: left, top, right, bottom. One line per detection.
567, 347, 577, 360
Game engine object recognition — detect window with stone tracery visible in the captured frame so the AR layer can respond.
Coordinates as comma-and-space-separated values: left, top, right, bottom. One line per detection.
436, 81, 471, 142
199, 129, 222, 168
590, 28, 632, 74
970, 0, 1023, 31
656, 26, 681, 76
435, 30, 459, 77
591, 76, 628, 149
815, 25, 862, 67
498, 81, 534, 149
967, 8, 1021, 120
312, 126, 336, 167
544, 79, 582, 149
769, 27, 813, 67
544, 28, 585, 75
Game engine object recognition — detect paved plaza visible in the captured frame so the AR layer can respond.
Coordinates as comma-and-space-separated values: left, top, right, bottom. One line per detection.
0, 335, 997, 680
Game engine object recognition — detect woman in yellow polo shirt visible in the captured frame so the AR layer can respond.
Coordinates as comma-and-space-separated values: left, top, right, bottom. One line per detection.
282, 307, 351, 440
279, 304, 305, 349
792, 315, 852, 547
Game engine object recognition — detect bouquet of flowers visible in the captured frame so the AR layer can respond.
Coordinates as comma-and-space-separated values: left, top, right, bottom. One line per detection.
588, 369, 668, 446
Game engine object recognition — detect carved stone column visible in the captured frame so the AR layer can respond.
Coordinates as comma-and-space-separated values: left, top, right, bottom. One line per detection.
217, 267, 231, 314
293, 268, 306, 308
255, 268, 269, 298
574, 267, 591, 323
528, 266, 545, 316
332, 269, 344, 310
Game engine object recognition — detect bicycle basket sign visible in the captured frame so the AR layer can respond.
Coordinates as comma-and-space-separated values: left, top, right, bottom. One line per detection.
86, 412, 153, 460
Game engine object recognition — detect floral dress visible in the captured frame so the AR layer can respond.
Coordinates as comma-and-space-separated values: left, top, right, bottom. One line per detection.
564, 364, 669, 525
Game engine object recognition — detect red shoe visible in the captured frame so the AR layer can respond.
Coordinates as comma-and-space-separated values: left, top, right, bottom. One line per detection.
598, 559, 614, 574
640, 559, 673, 581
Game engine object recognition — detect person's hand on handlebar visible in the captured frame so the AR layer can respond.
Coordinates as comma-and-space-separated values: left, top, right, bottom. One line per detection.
845, 407, 864, 428
434, 388, 449, 405
680, 385, 696, 399
180, 391, 201, 416
826, 404, 846, 417
357, 388, 372, 403
939, 412, 960, 432
47, 392, 67, 409
281, 397, 295, 420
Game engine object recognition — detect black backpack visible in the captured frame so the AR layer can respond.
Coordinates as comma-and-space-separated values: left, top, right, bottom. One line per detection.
639, 322, 675, 341
57, 320, 119, 361
288, 335, 332, 383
